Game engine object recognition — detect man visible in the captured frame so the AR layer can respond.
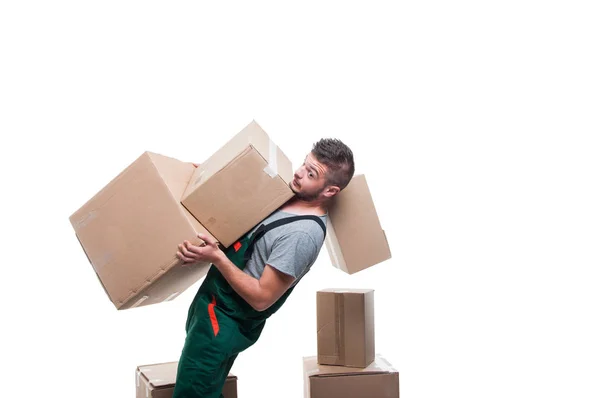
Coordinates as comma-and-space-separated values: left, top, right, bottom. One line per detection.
173, 138, 355, 398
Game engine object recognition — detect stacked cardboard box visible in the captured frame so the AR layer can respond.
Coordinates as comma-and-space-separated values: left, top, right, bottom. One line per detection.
303, 289, 399, 398
136, 361, 237, 398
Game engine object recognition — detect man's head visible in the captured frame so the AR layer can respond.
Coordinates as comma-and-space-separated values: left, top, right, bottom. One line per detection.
290, 138, 355, 203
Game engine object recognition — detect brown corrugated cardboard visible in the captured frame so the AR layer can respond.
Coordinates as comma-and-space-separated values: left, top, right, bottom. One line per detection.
303, 354, 399, 398
317, 289, 375, 368
69, 152, 215, 310
181, 120, 294, 248
136, 361, 237, 398
325, 174, 391, 274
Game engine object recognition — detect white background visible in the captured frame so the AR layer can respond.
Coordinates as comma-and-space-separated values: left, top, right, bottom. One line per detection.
1, 1, 599, 397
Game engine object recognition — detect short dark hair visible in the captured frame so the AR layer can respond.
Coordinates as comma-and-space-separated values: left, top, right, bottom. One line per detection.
311, 138, 355, 191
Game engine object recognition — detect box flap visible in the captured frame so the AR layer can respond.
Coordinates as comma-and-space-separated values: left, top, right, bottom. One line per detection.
324, 217, 348, 272
148, 152, 215, 237
147, 152, 195, 201
137, 362, 179, 388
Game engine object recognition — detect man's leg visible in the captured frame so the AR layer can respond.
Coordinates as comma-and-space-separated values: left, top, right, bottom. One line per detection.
218, 353, 239, 398
173, 295, 235, 398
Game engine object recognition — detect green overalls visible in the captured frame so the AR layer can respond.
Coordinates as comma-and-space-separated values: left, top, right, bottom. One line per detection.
173, 215, 326, 398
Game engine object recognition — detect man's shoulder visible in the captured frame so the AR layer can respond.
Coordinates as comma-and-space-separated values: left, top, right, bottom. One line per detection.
261, 209, 325, 231
275, 212, 327, 244
277, 210, 327, 227
249, 210, 327, 240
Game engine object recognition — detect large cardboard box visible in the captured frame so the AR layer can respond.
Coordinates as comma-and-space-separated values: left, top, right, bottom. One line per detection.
136, 361, 237, 398
69, 152, 215, 310
181, 120, 294, 248
325, 174, 391, 274
317, 289, 375, 368
303, 354, 399, 398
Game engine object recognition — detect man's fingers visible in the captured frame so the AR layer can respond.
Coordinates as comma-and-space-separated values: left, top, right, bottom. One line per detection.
183, 241, 205, 255
176, 247, 195, 260
197, 234, 216, 247
177, 238, 215, 265
180, 242, 201, 258
178, 243, 192, 257
176, 251, 196, 263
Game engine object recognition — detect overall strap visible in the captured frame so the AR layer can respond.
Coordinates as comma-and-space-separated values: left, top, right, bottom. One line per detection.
243, 215, 327, 263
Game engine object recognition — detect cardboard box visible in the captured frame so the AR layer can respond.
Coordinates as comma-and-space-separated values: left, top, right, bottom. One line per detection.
317, 289, 375, 368
136, 361, 237, 398
303, 354, 399, 398
325, 174, 391, 274
69, 152, 215, 310
181, 120, 294, 248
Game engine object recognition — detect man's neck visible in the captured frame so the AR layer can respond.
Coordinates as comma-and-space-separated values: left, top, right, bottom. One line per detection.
280, 197, 328, 216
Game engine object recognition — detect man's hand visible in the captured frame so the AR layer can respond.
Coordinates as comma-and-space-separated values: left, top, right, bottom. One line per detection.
176, 233, 295, 312
177, 234, 224, 265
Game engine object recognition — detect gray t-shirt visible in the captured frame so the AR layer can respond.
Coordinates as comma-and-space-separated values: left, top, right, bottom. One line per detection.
242, 210, 327, 287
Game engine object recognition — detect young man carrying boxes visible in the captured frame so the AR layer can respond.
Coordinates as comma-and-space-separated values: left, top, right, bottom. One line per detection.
173, 138, 356, 398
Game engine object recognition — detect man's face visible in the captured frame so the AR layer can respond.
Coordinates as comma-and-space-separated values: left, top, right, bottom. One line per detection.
290, 153, 329, 202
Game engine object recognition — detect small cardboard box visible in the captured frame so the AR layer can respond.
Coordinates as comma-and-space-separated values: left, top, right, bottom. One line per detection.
136, 361, 237, 398
317, 289, 375, 368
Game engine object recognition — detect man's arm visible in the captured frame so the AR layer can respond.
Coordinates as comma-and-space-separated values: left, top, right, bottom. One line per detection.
212, 253, 295, 311
177, 235, 295, 312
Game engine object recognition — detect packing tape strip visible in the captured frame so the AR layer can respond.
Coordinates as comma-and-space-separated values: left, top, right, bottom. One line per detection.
334, 293, 346, 363
304, 371, 311, 398
263, 138, 278, 178
136, 369, 151, 397
74, 211, 98, 230
163, 292, 179, 302
372, 355, 398, 373
307, 368, 322, 376
131, 295, 149, 308
193, 170, 206, 187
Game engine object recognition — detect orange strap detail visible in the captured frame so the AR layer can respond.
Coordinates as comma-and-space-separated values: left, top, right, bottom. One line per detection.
208, 295, 220, 336
233, 241, 242, 252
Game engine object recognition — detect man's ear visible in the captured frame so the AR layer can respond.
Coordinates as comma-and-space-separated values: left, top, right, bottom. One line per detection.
323, 185, 341, 198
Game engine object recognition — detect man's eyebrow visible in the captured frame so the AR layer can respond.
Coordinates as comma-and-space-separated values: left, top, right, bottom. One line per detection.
306, 162, 319, 176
